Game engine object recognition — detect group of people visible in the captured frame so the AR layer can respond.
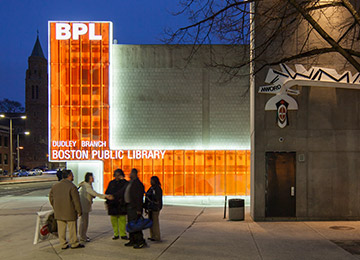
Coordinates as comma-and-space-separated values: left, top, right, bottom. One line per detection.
49, 168, 163, 250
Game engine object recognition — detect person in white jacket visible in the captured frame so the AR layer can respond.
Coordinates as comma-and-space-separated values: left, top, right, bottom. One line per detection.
78, 172, 113, 242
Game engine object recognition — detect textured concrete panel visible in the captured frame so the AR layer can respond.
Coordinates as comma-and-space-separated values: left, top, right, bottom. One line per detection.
110, 45, 250, 150
307, 152, 337, 218
307, 152, 360, 218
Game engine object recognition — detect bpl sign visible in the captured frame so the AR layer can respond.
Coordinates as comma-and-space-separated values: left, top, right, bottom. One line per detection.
55, 22, 102, 40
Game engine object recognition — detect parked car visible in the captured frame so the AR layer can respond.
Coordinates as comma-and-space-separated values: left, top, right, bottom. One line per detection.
12, 171, 20, 177
29, 169, 43, 176
16, 169, 30, 177
36, 166, 48, 171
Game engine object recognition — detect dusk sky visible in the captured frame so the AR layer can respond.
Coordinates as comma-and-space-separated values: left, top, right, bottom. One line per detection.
0, 0, 191, 105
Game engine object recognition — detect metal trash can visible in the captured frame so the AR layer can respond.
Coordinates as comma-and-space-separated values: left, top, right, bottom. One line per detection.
228, 199, 244, 221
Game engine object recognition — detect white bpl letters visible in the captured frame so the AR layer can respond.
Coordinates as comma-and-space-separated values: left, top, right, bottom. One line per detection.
55, 22, 102, 40
89, 23, 102, 40
56, 23, 71, 40
72, 23, 88, 40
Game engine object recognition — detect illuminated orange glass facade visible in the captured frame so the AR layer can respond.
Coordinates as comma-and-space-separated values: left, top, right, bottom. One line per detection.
106, 150, 250, 196
49, 22, 110, 154
49, 21, 250, 195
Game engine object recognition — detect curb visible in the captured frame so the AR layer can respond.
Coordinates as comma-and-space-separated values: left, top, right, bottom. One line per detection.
0, 178, 57, 185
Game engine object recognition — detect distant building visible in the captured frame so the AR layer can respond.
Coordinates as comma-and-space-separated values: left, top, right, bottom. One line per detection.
0, 125, 10, 173
0, 113, 26, 172
23, 35, 49, 169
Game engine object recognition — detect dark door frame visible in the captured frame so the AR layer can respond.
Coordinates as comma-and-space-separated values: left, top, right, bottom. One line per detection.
265, 151, 296, 218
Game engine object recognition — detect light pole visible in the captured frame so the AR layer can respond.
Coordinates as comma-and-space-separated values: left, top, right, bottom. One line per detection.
0, 114, 27, 176
17, 131, 30, 171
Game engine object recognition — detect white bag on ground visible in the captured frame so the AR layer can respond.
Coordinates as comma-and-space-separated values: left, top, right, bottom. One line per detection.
33, 210, 57, 245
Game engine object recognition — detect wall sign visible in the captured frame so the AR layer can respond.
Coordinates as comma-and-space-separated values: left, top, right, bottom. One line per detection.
276, 99, 289, 128
259, 64, 360, 128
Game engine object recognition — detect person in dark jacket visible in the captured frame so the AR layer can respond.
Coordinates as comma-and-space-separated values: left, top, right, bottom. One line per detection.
124, 168, 146, 249
145, 176, 163, 241
105, 169, 128, 240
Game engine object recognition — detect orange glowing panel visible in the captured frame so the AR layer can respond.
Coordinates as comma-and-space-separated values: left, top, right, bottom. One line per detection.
205, 151, 215, 195
215, 151, 225, 195
163, 151, 174, 196
153, 157, 164, 186
143, 158, 153, 191
174, 151, 184, 195
195, 151, 205, 195
184, 150, 195, 195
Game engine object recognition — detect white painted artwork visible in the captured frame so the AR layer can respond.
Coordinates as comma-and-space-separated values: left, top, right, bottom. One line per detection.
259, 64, 360, 128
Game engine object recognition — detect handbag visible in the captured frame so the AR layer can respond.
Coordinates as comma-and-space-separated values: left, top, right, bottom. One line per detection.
126, 216, 153, 233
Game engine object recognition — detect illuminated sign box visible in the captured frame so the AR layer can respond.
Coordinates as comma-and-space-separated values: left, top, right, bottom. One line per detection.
49, 21, 112, 158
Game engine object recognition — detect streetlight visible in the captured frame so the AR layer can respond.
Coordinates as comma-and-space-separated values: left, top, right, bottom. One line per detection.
17, 131, 30, 171
0, 114, 27, 177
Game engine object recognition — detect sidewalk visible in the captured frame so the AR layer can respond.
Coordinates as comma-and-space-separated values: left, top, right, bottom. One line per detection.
0, 174, 57, 185
1, 191, 360, 260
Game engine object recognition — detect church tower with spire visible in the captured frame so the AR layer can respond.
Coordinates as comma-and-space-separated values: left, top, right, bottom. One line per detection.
23, 34, 49, 169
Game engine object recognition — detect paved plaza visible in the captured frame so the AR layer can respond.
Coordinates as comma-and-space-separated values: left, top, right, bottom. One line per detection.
1, 186, 360, 260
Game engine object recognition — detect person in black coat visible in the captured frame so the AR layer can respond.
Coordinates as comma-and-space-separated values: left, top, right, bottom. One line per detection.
105, 169, 128, 240
145, 176, 163, 241
124, 168, 145, 249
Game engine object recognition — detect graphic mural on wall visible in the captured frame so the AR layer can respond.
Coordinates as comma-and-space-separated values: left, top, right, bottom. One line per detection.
259, 64, 360, 128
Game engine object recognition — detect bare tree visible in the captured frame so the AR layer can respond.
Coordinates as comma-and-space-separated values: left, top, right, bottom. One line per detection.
0, 98, 25, 113
166, 0, 360, 74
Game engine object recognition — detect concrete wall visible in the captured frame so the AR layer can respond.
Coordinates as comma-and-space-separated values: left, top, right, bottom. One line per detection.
110, 45, 250, 150
251, 1, 360, 220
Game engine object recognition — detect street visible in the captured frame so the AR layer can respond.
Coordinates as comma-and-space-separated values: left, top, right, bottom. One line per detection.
0, 180, 56, 196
